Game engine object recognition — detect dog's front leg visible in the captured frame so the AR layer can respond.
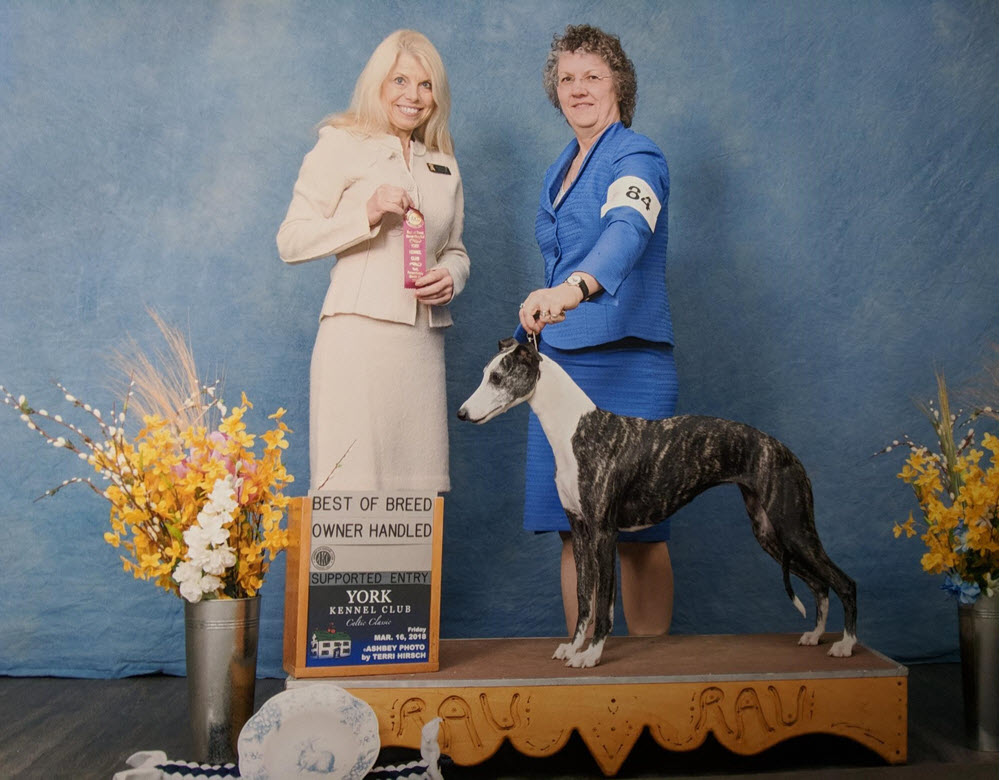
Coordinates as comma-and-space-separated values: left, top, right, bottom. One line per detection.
553, 613, 591, 662
553, 521, 594, 661
566, 525, 616, 668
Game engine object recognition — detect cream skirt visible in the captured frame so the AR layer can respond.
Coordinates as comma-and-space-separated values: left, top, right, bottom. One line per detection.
309, 311, 449, 492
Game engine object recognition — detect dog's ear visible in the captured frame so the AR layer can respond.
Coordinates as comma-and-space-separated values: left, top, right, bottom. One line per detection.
498, 337, 518, 351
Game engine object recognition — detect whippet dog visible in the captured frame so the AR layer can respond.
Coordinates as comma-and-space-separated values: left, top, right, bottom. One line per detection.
457, 339, 858, 668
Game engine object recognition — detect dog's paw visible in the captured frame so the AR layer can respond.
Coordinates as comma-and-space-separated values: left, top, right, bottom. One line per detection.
798, 630, 822, 647
552, 642, 574, 661
565, 639, 604, 668
828, 634, 857, 658
565, 650, 599, 668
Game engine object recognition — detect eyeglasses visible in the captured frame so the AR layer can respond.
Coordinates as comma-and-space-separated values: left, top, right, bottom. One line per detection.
557, 73, 613, 90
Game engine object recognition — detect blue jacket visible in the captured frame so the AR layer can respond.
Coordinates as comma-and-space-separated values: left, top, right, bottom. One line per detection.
521, 122, 674, 349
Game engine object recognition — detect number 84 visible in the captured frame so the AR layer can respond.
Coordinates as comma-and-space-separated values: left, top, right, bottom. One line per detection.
626, 185, 652, 211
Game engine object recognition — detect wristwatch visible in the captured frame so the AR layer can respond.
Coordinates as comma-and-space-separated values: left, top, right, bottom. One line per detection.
565, 273, 591, 301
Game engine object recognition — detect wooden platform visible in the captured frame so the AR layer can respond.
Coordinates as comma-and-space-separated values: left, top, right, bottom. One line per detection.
287, 634, 908, 776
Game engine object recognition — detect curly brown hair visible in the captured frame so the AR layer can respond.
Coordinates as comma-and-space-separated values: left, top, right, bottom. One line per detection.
542, 24, 637, 128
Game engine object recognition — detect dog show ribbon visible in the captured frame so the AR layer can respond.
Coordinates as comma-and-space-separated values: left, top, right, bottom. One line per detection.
403, 208, 426, 288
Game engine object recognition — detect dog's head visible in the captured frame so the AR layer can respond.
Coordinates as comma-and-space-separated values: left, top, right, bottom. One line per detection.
456, 338, 541, 424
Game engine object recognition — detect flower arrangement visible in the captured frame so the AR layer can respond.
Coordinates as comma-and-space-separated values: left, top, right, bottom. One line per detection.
1, 315, 294, 603
880, 372, 998, 604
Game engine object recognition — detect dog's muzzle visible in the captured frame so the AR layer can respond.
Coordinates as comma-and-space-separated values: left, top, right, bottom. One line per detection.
456, 405, 491, 423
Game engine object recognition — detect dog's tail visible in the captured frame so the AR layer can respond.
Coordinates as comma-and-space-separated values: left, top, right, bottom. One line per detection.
783, 550, 807, 618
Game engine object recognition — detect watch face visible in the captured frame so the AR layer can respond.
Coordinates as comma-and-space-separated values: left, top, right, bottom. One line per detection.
567, 274, 581, 285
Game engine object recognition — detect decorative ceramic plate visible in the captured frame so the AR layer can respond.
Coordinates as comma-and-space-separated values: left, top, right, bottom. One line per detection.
238, 685, 380, 780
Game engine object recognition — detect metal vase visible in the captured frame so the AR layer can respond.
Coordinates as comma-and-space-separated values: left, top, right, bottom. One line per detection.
184, 596, 261, 764
958, 591, 998, 751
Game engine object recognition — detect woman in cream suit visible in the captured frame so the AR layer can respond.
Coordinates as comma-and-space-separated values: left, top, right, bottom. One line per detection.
278, 30, 470, 492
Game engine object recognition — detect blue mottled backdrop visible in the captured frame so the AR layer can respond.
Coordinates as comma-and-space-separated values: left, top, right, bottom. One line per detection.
1, 0, 996, 677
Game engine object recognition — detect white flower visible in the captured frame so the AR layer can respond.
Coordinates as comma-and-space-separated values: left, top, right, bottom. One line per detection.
200, 547, 237, 576
174, 561, 226, 603
201, 576, 223, 596
207, 477, 239, 514
174, 562, 205, 603
196, 516, 230, 544
174, 560, 201, 584
187, 538, 226, 566
173, 476, 241, 600
179, 578, 204, 603
183, 524, 212, 551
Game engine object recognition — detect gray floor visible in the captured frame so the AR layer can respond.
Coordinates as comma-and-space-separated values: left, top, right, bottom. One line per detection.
0, 663, 996, 779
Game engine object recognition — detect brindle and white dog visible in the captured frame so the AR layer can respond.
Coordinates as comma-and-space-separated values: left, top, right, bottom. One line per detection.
457, 339, 858, 668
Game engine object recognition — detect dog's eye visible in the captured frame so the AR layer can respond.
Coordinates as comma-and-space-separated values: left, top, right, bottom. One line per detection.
488, 371, 502, 385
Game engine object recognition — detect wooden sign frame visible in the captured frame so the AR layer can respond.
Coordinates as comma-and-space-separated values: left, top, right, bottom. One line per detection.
283, 493, 443, 678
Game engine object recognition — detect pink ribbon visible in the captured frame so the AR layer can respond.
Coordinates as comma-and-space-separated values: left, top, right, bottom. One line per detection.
403, 208, 426, 288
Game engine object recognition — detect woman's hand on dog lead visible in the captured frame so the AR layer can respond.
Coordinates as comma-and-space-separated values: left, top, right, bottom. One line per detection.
519, 285, 578, 334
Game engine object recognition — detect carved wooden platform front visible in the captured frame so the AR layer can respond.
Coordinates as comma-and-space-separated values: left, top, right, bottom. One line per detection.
287, 635, 907, 776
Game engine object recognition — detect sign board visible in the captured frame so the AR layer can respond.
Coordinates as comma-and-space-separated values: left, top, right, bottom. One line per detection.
283, 492, 442, 678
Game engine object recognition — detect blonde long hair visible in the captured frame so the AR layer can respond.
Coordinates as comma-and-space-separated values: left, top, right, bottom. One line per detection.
323, 30, 454, 155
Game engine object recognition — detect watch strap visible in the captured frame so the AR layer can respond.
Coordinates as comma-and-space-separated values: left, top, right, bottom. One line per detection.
567, 275, 590, 301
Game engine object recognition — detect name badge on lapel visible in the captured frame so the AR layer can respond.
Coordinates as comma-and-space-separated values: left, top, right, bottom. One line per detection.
403, 208, 426, 288
426, 163, 451, 175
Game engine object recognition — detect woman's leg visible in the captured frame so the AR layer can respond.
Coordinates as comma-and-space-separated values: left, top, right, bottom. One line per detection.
618, 541, 673, 636
562, 535, 674, 637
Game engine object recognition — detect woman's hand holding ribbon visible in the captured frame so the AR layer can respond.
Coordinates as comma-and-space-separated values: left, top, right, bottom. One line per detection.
367, 184, 413, 227
414, 267, 454, 306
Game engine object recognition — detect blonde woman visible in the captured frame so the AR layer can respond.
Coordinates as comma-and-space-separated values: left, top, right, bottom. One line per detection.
278, 30, 470, 491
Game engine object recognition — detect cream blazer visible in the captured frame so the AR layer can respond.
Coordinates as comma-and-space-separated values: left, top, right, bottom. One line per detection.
277, 126, 471, 327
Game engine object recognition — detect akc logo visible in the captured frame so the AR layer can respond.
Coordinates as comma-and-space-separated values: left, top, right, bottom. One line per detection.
312, 546, 336, 570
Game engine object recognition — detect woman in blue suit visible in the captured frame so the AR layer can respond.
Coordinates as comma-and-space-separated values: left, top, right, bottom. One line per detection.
518, 25, 677, 638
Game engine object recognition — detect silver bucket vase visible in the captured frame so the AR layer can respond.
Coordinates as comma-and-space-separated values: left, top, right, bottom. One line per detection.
184, 596, 261, 764
958, 591, 998, 751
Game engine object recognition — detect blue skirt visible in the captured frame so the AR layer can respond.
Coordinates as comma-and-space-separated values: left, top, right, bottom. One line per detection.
523, 337, 678, 541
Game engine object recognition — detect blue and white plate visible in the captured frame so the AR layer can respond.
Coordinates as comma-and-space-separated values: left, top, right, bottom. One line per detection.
238, 685, 380, 780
